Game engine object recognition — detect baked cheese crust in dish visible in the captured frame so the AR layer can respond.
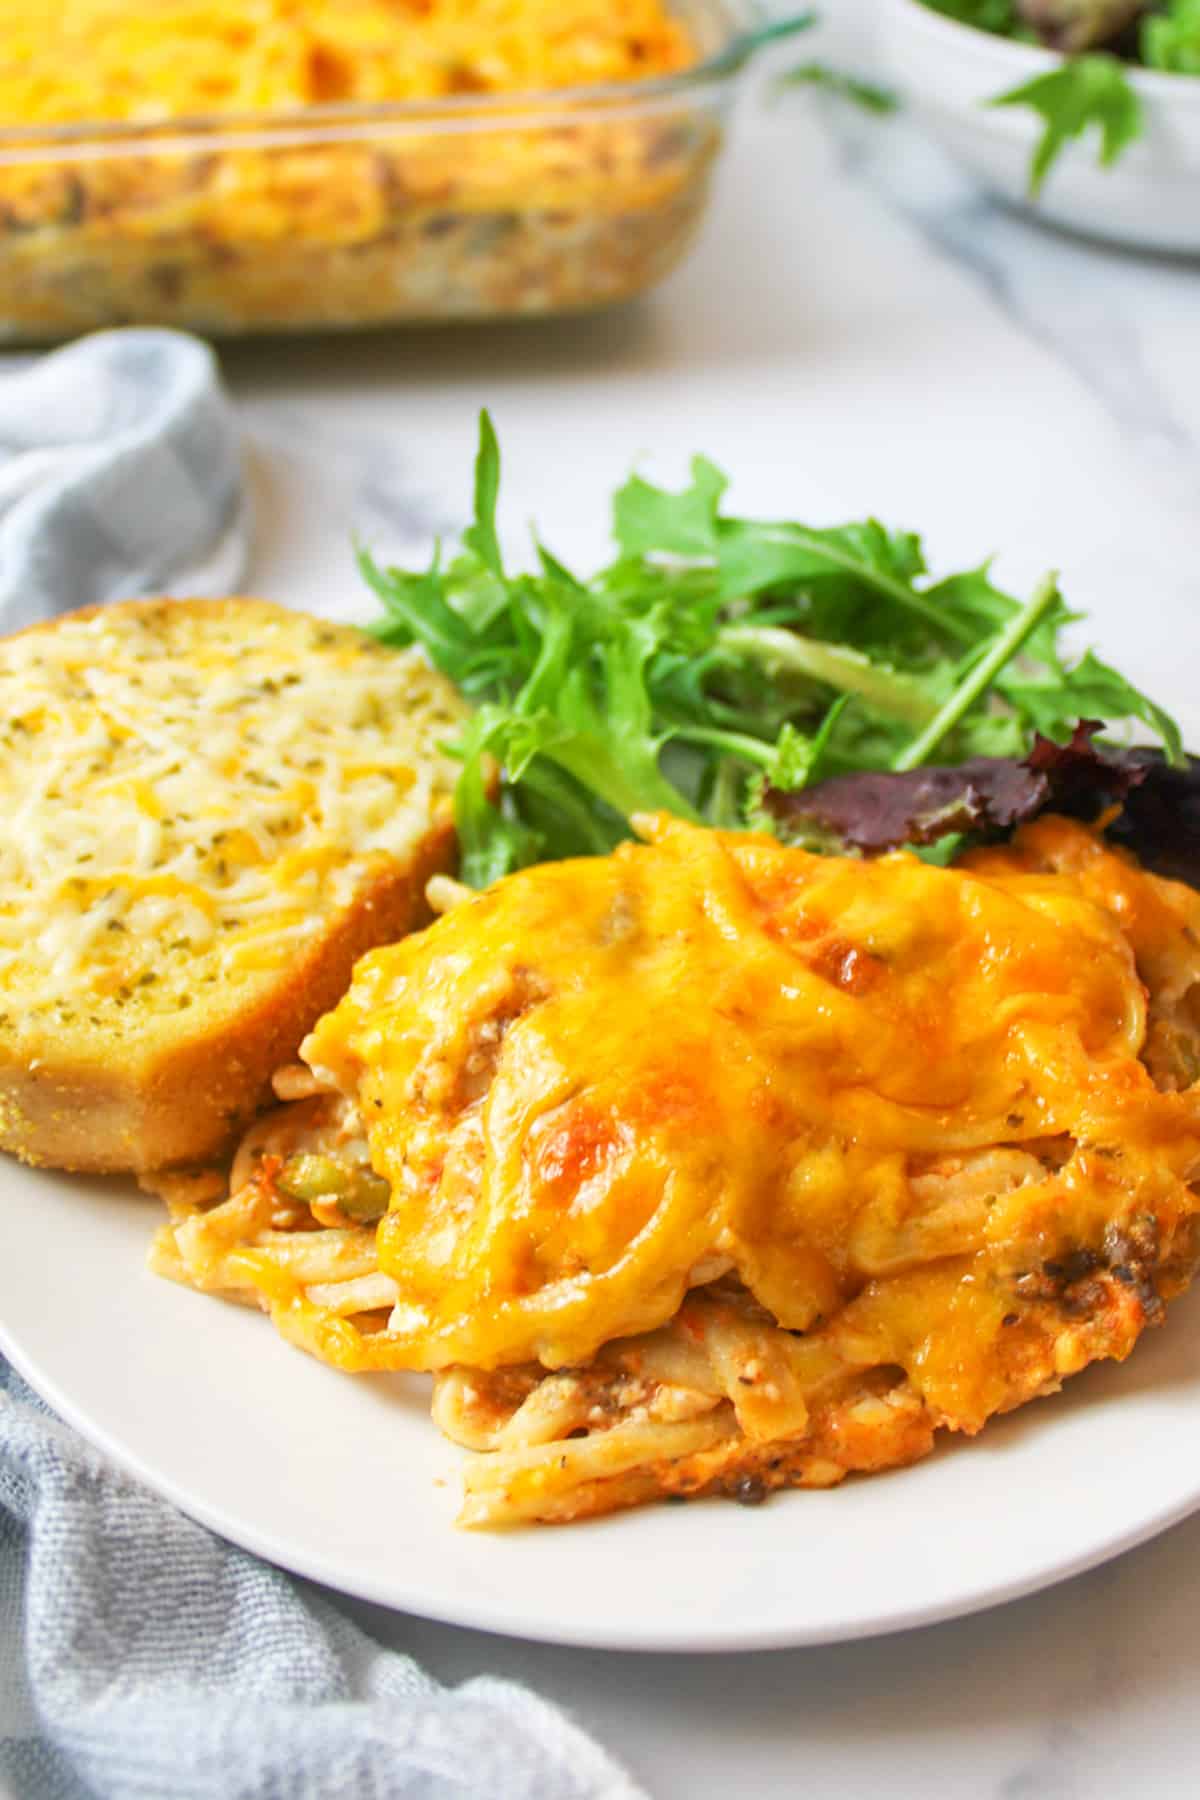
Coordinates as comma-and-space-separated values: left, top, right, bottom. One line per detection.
0, 0, 716, 340
0, 1, 695, 120
151, 812, 1200, 1527
0, 598, 465, 1173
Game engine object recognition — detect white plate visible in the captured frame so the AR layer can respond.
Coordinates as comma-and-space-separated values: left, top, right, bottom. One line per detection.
4, 1149, 1200, 1652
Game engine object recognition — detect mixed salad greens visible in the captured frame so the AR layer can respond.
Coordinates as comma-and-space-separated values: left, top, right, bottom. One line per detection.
789, 3, 1197, 193
921, 1, 1200, 190
928, 0, 1200, 63
361, 416, 1181, 888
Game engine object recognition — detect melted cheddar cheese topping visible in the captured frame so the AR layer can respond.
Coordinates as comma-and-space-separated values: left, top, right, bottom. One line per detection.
304, 814, 1200, 1423
0, 0, 695, 125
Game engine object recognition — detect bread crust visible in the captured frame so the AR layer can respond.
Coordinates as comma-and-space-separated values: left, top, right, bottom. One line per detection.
0, 596, 461, 1174
0, 823, 454, 1174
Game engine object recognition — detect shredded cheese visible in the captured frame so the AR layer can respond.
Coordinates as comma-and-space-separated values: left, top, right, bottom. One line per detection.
0, 0, 695, 126
0, 599, 465, 1025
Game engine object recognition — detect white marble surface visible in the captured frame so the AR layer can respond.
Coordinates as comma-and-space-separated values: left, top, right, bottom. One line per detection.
209, 15, 1199, 1796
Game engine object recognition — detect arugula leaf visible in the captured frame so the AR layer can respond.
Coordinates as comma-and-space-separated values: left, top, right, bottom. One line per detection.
615, 467, 960, 645
362, 415, 1182, 885
359, 545, 464, 668
452, 707, 543, 889
774, 62, 899, 113
461, 409, 504, 577
918, 0, 1028, 33
893, 572, 1063, 770
1143, 0, 1200, 72
718, 625, 940, 727
613, 457, 725, 558
991, 53, 1144, 192
767, 712, 842, 790
998, 647, 1185, 761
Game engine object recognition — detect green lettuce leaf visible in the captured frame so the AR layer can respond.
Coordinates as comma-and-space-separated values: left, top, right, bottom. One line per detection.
1143, 0, 1200, 73
992, 52, 1144, 192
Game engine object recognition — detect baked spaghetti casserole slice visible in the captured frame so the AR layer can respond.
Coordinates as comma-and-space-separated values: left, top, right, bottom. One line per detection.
151, 812, 1200, 1526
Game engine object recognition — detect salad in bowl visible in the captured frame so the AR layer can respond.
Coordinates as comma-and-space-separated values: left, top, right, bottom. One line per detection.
877, 0, 1200, 250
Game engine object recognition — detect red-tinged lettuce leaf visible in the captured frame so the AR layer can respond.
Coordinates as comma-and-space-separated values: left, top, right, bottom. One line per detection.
761, 719, 1200, 887
1102, 751, 1200, 887
1017, 0, 1146, 54
1018, 728, 1200, 888
1022, 717, 1147, 811
765, 755, 1049, 851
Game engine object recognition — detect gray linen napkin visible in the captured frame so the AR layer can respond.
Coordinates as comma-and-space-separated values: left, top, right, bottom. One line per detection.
0, 329, 249, 630
0, 1363, 645, 1800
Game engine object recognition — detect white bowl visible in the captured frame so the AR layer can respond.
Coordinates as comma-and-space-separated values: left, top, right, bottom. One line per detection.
876, 0, 1200, 253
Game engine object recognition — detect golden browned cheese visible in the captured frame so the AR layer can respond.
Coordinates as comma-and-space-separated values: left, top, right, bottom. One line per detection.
303, 814, 1200, 1438
0, 0, 694, 123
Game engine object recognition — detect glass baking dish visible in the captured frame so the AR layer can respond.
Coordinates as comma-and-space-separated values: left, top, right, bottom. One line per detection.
0, 2, 800, 342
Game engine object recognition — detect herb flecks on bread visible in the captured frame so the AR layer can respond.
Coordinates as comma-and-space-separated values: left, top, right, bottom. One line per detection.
0, 597, 465, 1173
